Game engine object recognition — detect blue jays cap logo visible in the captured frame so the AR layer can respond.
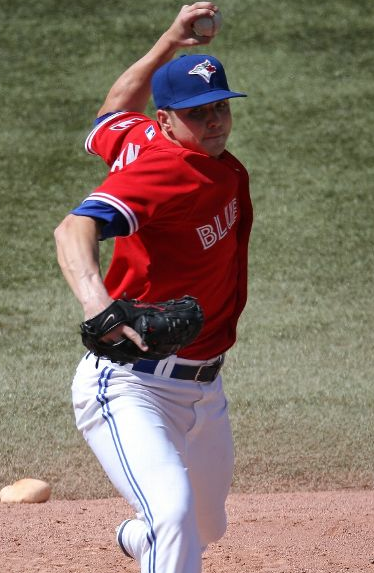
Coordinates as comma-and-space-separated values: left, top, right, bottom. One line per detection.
188, 59, 217, 84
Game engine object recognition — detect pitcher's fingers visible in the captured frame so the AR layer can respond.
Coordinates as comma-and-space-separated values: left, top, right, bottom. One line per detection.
101, 324, 148, 351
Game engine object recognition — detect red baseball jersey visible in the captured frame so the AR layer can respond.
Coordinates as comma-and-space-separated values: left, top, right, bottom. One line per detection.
83, 111, 253, 360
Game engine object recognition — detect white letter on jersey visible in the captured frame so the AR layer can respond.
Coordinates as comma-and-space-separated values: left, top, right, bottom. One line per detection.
214, 214, 228, 239
125, 143, 140, 165
110, 118, 143, 131
111, 143, 141, 172
225, 198, 238, 229
196, 198, 238, 250
196, 225, 218, 250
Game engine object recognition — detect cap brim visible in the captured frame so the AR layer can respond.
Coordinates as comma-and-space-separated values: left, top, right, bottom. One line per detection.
165, 90, 247, 110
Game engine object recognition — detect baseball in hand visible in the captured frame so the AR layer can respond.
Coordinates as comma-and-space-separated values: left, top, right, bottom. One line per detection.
192, 10, 222, 37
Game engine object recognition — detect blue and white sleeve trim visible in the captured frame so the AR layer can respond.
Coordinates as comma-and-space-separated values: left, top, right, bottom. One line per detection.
85, 111, 125, 155
85, 192, 139, 235
71, 196, 138, 239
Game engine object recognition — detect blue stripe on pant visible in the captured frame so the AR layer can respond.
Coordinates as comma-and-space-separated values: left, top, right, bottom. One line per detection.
96, 366, 157, 573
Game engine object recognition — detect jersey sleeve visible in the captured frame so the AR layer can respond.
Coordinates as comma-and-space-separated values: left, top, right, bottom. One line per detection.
87, 150, 198, 235
71, 200, 130, 239
84, 111, 149, 166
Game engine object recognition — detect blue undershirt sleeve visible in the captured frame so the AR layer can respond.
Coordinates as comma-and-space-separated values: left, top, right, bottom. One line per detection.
71, 200, 130, 239
94, 112, 120, 125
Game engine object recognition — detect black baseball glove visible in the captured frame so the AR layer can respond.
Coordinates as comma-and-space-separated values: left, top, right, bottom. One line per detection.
80, 295, 204, 364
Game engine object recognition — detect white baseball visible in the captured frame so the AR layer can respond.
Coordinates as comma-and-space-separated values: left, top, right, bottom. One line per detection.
192, 10, 222, 37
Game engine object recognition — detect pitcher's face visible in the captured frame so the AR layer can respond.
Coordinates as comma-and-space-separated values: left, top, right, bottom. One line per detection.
158, 100, 232, 157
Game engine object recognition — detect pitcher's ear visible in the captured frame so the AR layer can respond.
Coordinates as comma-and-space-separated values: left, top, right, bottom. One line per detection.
157, 109, 173, 133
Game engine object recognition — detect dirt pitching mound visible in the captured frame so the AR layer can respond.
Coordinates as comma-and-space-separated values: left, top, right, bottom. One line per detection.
1, 490, 374, 572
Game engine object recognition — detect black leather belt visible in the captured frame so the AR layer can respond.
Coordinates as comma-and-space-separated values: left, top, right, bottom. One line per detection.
132, 355, 224, 383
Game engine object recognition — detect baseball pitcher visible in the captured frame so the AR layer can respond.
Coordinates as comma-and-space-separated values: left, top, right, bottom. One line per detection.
54, 3, 253, 572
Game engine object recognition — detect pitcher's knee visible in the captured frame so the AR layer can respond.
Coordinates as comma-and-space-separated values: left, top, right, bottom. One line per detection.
158, 499, 195, 530
199, 511, 227, 546
153, 499, 199, 547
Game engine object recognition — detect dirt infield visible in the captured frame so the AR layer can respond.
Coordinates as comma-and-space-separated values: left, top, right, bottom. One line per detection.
1, 490, 374, 572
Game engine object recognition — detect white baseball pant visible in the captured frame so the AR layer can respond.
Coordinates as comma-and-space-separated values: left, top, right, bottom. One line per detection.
71, 352, 234, 573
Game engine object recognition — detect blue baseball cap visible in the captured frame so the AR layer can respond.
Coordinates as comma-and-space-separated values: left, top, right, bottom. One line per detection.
152, 54, 246, 110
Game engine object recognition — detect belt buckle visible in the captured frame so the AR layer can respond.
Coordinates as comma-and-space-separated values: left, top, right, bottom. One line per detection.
194, 364, 205, 382
194, 355, 224, 382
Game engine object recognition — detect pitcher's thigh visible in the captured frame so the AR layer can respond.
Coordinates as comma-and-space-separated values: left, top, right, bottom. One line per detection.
83, 393, 193, 518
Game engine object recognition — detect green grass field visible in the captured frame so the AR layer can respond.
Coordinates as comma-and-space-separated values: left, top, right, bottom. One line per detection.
1, 0, 374, 499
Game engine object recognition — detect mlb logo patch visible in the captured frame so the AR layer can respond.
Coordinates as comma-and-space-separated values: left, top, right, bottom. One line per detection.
188, 59, 217, 84
145, 125, 156, 140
